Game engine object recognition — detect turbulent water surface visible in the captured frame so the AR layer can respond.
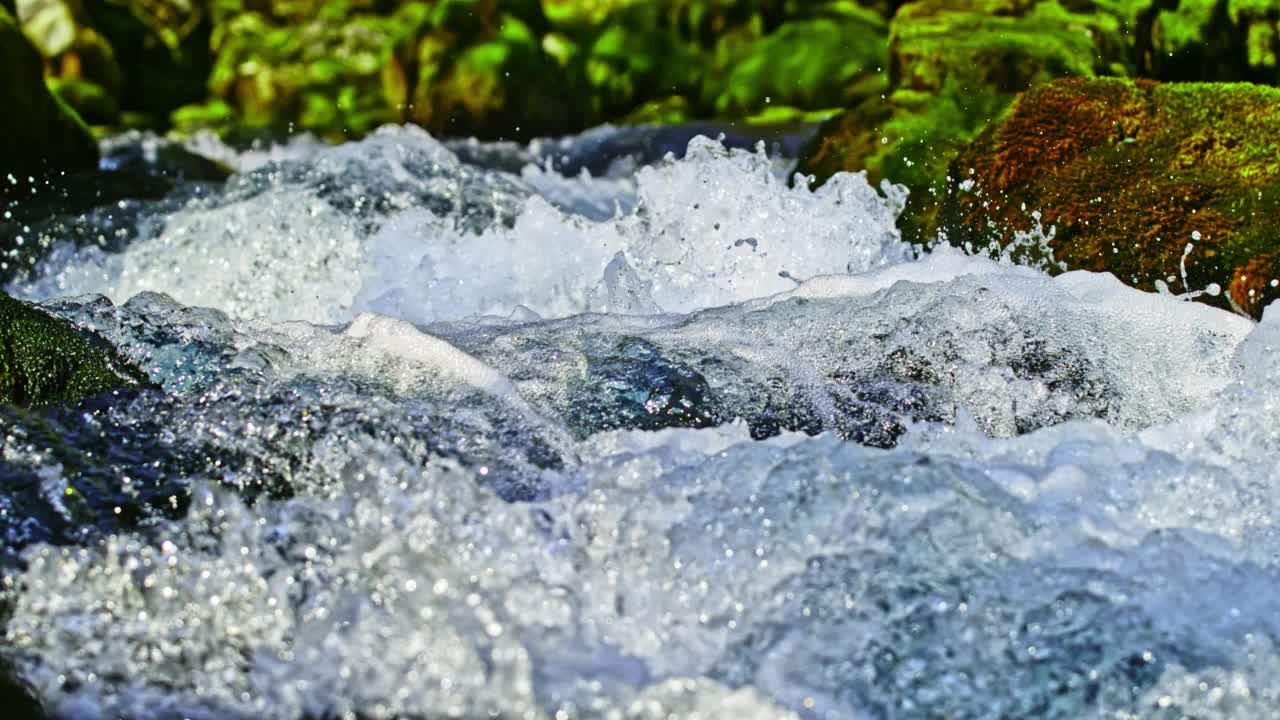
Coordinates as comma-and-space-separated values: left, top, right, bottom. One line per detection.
3, 125, 1279, 719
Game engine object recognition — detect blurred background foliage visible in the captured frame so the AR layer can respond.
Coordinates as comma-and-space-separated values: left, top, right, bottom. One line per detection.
9, 0, 1280, 142
5, 0, 899, 140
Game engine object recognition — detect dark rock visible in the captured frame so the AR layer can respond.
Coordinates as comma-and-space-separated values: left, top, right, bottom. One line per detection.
0, 5, 99, 181
569, 336, 723, 436
0, 656, 46, 720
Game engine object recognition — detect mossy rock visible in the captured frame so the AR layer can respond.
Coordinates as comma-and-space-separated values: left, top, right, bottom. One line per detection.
794, 0, 1134, 242
0, 6, 98, 181
937, 77, 1280, 317
0, 291, 149, 407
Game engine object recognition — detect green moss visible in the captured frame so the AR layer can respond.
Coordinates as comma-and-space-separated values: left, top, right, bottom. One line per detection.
0, 292, 149, 407
621, 95, 692, 125
710, 12, 887, 116
744, 104, 842, 125
795, 0, 1135, 242
171, 97, 234, 134
938, 77, 1280, 317
407, 15, 582, 140
541, 0, 639, 29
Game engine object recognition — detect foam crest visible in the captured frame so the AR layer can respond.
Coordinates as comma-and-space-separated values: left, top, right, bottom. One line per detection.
12, 126, 531, 324
356, 137, 910, 323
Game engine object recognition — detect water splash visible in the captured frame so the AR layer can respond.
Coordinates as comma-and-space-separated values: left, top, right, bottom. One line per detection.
3, 126, 1279, 720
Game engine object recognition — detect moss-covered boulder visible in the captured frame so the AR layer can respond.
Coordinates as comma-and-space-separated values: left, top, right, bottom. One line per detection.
937, 77, 1280, 317
0, 291, 148, 407
0, 5, 98, 180
794, 0, 1134, 241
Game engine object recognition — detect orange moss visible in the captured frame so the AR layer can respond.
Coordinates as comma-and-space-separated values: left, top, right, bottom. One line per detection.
939, 78, 1280, 317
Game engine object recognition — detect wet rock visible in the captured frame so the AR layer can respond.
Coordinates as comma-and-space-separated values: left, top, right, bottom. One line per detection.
0, 5, 99, 180
569, 336, 723, 436
444, 276, 1131, 450
937, 77, 1280, 317
0, 657, 46, 720
794, 0, 1134, 242
0, 291, 148, 407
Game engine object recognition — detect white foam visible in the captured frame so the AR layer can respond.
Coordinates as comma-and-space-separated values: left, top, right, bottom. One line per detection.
355, 137, 910, 323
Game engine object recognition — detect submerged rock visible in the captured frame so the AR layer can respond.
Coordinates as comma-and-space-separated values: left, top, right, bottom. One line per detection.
937, 77, 1280, 317
794, 0, 1132, 242
570, 336, 723, 435
0, 5, 98, 180
0, 291, 147, 407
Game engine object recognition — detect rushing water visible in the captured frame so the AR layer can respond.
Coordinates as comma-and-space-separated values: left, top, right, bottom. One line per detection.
2, 125, 1279, 719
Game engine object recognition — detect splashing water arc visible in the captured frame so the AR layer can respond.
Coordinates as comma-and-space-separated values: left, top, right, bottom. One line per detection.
4, 126, 1280, 720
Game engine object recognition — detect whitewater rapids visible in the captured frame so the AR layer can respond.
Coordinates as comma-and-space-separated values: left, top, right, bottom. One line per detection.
2, 126, 1277, 720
